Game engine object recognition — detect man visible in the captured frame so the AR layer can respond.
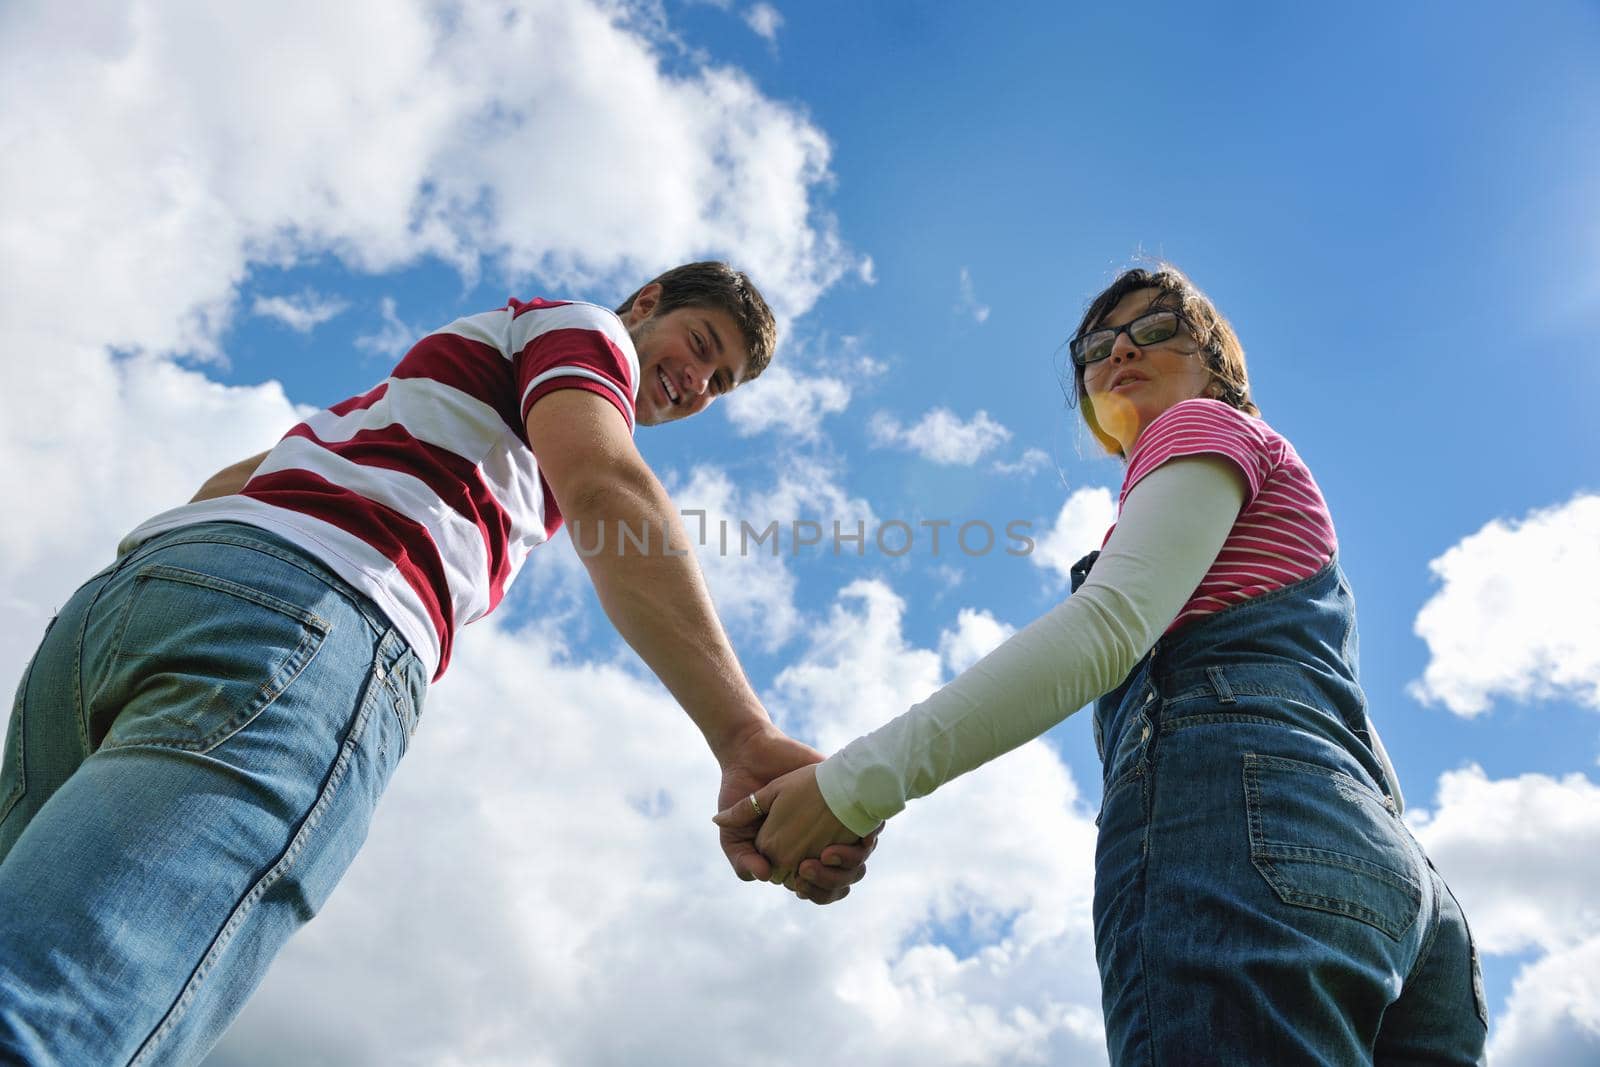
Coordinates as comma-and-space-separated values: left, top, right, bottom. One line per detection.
0, 262, 874, 1065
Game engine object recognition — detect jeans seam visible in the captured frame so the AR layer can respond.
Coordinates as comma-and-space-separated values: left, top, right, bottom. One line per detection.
128, 564, 333, 634
0, 655, 40, 828
75, 572, 122, 755
1136, 753, 1156, 1067
1162, 712, 1295, 732
1402, 868, 1444, 986
99, 624, 327, 754
1243, 755, 1421, 941
131, 527, 385, 637
126, 654, 387, 1067
96, 566, 334, 755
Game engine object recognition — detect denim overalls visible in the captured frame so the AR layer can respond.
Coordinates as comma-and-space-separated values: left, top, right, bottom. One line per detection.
1071, 550, 1487, 1066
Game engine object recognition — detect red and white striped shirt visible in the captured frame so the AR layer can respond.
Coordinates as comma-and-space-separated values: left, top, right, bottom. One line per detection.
1111, 398, 1337, 634
120, 298, 639, 680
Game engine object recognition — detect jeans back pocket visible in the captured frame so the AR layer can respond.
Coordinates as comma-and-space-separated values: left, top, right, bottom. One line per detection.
97, 563, 331, 753
1243, 752, 1422, 940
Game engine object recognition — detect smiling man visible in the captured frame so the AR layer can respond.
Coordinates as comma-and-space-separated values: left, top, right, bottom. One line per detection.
0, 262, 873, 1067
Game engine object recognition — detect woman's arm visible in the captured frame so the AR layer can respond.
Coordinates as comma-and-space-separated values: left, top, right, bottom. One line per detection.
809, 455, 1248, 836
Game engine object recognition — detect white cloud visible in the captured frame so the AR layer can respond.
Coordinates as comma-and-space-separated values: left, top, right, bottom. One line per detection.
724, 359, 851, 439
1487, 936, 1600, 1066
939, 608, 1016, 675
957, 267, 991, 324
354, 297, 419, 362
1029, 488, 1116, 588
0, 0, 859, 365
744, 2, 784, 42
1409, 765, 1600, 957
201, 580, 1109, 1066
661, 457, 875, 652
251, 291, 348, 333
992, 447, 1053, 477
870, 408, 1013, 466
1408, 766, 1600, 1064
1410, 494, 1600, 717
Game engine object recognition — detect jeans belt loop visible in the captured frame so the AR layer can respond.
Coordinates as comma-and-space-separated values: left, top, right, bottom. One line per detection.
1205, 666, 1236, 705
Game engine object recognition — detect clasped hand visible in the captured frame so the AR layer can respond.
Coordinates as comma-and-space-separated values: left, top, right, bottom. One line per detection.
715, 757, 879, 902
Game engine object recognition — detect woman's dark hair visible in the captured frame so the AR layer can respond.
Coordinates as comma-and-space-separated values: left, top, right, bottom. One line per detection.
1069, 263, 1258, 455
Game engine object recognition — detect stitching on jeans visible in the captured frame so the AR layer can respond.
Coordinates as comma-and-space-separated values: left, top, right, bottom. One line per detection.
1135, 770, 1157, 1067
102, 626, 327, 754
131, 564, 331, 633
1162, 712, 1289, 733
0, 663, 37, 828
127, 651, 388, 1066
127, 527, 386, 637
99, 572, 331, 754
1243, 754, 1420, 940
1401, 865, 1444, 986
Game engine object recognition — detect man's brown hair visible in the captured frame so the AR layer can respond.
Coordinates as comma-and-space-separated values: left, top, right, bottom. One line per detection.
616, 261, 777, 383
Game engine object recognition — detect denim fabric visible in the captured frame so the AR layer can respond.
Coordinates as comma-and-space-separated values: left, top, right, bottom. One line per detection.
1072, 551, 1487, 1066
0, 522, 427, 1066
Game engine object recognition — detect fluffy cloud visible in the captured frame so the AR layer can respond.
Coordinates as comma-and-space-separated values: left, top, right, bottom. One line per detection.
353, 297, 420, 362
870, 408, 1013, 466
723, 359, 851, 440
662, 458, 876, 651
1409, 765, 1600, 1063
744, 2, 784, 42
251, 291, 348, 333
1409, 765, 1600, 957
2, 0, 858, 345
1028, 487, 1116, 587
939, 608, 1016, 676
201, 580, 1108, 1066
1487, 936, 1600, 1066
1410, 494, 1600, 717
992, 447, 1054, 477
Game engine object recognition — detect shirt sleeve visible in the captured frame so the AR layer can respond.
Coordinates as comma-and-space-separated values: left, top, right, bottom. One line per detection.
814, 455, 1248, 836
1123, 398, 1269, 506
511, 303, 640, 431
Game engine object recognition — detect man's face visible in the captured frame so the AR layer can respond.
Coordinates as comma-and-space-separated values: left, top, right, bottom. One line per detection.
624, 284, 751, 427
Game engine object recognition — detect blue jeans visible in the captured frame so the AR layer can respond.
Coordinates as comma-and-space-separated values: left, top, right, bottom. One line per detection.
0, 523, 427, 1066
1077, 553, 1487, 1066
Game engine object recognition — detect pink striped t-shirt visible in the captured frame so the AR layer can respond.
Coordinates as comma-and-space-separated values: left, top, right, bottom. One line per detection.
119, 298, 639, 680
1109, 398, 1338, 634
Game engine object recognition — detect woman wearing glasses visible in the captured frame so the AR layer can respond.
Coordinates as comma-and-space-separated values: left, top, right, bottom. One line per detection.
722, 265, 1488, 1064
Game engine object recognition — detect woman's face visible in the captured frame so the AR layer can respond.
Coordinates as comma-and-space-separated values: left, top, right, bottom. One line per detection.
1081, 287, 1213, 453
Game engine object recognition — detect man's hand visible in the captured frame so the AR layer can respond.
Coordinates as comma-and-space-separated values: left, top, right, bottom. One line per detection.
716, 762, 873, 890
716, 723, 877, 904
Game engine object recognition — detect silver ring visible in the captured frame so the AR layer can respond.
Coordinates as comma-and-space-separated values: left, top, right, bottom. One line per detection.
748, 793, 763, 818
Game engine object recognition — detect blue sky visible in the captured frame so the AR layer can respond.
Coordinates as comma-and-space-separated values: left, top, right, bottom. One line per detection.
3, 2, 1598, 1063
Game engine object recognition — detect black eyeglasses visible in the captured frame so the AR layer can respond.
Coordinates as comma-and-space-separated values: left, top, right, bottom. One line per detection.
1070, 309, 1190, 367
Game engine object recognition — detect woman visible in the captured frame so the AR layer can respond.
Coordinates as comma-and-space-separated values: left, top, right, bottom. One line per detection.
720, 266, 1488, 1064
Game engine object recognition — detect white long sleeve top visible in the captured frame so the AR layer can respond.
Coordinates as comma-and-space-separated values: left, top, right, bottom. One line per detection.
814, 455, 1402, 835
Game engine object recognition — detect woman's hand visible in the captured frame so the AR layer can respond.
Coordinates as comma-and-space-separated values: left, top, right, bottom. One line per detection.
716, 764, 866, 888
715, 725, 877, 903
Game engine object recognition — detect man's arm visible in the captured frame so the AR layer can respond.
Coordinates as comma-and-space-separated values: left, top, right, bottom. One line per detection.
525, 389, 766, 760
524, 389, 872, 900
190, 451, 270, 503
